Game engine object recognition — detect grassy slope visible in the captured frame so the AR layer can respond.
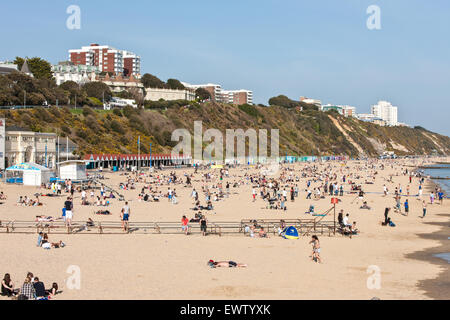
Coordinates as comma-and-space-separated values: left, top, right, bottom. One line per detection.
0, 103, 449, 157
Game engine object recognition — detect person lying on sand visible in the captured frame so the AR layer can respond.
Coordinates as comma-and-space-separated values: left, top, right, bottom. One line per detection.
35, 216, 55, 222
207, 260, 247, 268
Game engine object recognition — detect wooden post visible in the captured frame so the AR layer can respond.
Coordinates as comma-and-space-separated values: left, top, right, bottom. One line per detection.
333, 203, 336, 236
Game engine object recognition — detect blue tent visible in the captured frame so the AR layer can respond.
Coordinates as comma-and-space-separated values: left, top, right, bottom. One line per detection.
282, 226, 299, 240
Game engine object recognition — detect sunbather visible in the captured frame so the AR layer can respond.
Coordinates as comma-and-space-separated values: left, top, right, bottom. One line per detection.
207, 260, 247, 268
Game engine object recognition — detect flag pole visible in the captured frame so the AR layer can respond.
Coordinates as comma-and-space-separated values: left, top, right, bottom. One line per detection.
138, 136, 140, 172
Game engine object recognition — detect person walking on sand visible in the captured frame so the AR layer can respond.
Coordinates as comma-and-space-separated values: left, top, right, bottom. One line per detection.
422, 200, 427, 218
64, 197, 73, 227
121, 201, 130, 232
200, 215, 207, 236
309, 235, 322, 263
181, 215, 190, 235
404, 199, 409, 216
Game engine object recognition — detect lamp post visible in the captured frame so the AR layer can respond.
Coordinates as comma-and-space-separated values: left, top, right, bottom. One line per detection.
44, 138, 48, 168
150, 143, 153, 168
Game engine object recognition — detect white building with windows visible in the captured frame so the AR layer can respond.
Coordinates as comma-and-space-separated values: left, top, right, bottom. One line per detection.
4, 126, 57, 169
371, 101, 398, 126
52, 62, 100, 86
145, 88, 196, 102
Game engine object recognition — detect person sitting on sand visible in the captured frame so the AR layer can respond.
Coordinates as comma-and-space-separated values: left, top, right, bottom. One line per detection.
33, 277, 46, 299
360, 201, 371, 210
207, 260, 247, 268
350, 222, 359, 235
46, 282, 58, 298
258, 227, 268, 238
18, 277, 35, 300
1, 273, 15, 297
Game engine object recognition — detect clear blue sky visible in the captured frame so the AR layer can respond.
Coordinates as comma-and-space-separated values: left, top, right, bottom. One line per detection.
1, 0, 449, 135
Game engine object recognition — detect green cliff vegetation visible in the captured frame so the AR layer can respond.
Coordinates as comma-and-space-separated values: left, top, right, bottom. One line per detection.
1, 102, 449, 158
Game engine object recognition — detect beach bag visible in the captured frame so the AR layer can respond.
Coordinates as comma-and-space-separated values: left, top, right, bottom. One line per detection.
389, 221, 396, 227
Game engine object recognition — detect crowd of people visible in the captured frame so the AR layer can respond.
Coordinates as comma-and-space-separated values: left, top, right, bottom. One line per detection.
1, 272, 59, 300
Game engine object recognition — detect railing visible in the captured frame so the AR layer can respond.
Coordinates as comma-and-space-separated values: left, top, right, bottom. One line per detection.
0, 219, 337, 236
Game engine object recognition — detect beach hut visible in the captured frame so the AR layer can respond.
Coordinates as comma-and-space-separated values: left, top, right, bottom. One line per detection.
5, 163, 54, 186
282, 226, 299, 240
58, 160, 87, 180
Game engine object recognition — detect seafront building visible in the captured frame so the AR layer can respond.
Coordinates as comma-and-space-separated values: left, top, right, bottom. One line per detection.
221, 90, 253, 105
69, 43, 141, 76
182, 82, 253, 105
371, 100, 398, 126
52, 61, 100, 86
321, 104, 356, 117
145, 87, 196, 102
357, 113, 386, 126
94, 73, 145, 95
3, 125, 57, 169
0, 61, 18, 76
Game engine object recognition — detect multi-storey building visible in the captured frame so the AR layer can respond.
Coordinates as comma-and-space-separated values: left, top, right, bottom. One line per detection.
182, 83, 223, 102
69, 44, 141, 76
371, 101, 398, 126
94, 73, 145, 95
182, 82, 253, 105
322, 104, 356, 117
52, 61, 100, 85
222, 90, 253, 105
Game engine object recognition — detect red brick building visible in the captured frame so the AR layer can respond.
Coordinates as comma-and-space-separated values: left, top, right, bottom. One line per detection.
69, 44, 140, 76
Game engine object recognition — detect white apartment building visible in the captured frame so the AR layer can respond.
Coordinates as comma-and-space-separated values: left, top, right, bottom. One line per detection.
182, 82, 223, 101
182, 82, 253, 104
371, 100, 398, 126
341, 105, 356, 117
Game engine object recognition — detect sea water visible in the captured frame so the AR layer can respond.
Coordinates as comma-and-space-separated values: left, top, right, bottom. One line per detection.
433, 253, 450, 264
424, 165, 450, 264
423, 164, 450, 195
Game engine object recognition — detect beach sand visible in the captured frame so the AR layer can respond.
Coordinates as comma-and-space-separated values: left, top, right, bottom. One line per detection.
0, 158, 448, 300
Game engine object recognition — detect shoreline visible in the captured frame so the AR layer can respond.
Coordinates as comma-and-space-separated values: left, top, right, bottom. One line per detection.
406, 179, 449, 299
406, 212, 450, 299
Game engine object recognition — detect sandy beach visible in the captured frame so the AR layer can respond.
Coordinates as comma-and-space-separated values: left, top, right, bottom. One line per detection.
0, 157, 448, 300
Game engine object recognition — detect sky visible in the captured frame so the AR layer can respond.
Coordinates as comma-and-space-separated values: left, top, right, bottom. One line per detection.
1, 0, 449, 135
